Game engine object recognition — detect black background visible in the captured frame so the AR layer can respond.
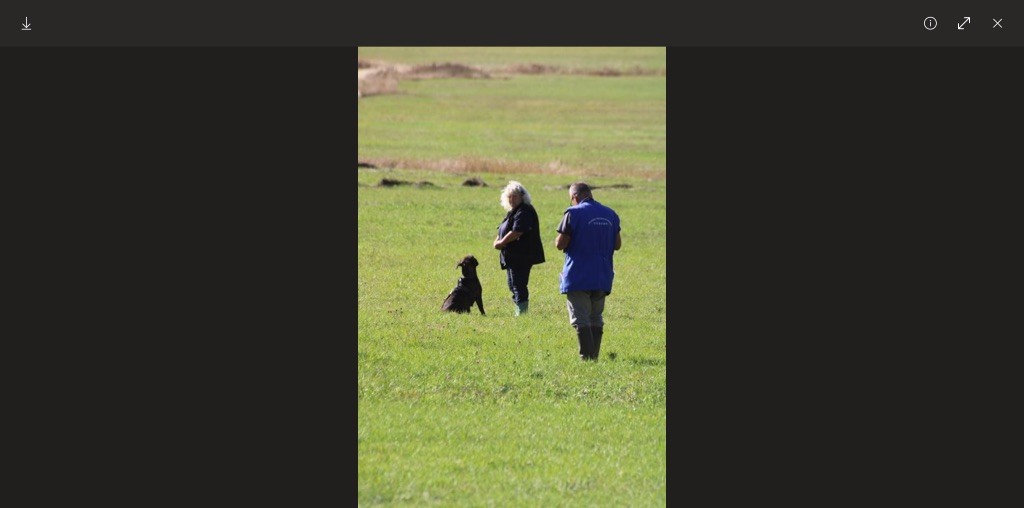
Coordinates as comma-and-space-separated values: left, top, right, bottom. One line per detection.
676, 47, 1019, 502
2, 2, 1023, 46
6, 47, 353, 503
4, 2, 1021, 505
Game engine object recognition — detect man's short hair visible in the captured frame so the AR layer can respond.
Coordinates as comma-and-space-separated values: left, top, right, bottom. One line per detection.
569, 182, 592, 200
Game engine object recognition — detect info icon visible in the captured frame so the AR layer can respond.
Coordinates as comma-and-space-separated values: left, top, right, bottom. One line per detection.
923, 16, 938, 30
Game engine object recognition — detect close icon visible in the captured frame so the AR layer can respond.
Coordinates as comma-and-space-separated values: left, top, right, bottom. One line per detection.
924, 16, 938, 30
993, 19, 1003, 29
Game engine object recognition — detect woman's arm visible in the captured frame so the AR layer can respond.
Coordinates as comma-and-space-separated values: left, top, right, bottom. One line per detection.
494, 231, 524, 249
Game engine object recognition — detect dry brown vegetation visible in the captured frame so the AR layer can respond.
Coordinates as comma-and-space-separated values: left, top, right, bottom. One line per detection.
357, 68, 399, 98
357, 59, 665, 99
359, 156, 665, 180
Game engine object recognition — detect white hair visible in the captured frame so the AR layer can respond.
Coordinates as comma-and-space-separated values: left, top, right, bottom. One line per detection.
500, 181, 532, 211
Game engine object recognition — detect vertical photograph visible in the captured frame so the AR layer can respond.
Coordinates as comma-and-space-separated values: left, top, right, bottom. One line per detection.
358, 47, 666, 505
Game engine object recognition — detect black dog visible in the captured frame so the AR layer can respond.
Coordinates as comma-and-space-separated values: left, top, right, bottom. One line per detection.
440, 255, 485, 315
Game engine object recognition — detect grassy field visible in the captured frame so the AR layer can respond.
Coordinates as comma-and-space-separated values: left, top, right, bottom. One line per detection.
359, 48, 665, 506
358, 75, 666, 178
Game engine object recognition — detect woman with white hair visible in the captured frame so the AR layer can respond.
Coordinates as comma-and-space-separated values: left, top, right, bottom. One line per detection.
493, 180, 546, 316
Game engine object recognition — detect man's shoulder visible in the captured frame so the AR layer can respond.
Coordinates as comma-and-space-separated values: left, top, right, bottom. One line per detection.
595, 201, 619, 217
582, 200, 617, 214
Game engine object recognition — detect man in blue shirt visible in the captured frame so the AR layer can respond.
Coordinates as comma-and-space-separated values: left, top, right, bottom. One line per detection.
555, 182, 622, 361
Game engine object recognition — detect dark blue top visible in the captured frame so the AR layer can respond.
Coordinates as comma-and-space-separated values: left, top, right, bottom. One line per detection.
556, 198, 620, 294
497, 203, 546, 269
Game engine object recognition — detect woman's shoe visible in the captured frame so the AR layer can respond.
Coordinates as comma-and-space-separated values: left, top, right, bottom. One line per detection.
514, 301, 529, 316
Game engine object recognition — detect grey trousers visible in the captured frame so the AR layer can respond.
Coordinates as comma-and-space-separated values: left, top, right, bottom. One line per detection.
565, 290, 607, 328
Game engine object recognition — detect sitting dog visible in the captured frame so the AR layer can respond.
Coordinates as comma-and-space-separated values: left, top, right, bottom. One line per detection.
441, 255, 485, 315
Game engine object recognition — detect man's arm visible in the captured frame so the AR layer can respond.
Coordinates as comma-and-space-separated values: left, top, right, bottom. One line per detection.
555, 233, 571, 251
555, 211, 571, 251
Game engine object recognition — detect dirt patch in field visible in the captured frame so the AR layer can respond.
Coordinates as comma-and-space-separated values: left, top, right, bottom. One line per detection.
545, 183, 636, 191
358, 61, 490, 98
360, 60, 490, 79
503, 63, 559, 75
359, 156, 665, 180
357, 59, 664, 99
366, 157, 578, 176
500, 63, 664, 77
406, 63, 490, 80
461, 177, 488, 187
376, 178, 436, 188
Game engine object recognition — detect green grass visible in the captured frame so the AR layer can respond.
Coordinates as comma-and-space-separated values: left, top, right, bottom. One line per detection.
359, 401, 664, 505
358, 47, 666, 73
359, 49, 665, 506
359, 170, 665, 506
358, 75, 666, 177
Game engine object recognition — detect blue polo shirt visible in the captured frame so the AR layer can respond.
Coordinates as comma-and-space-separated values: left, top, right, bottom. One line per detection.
556, 198, 620, 294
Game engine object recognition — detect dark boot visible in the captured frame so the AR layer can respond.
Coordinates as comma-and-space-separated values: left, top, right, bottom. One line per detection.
515, 301, 528, 316
575, 324, 595, 360
590, 326, 603, 360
